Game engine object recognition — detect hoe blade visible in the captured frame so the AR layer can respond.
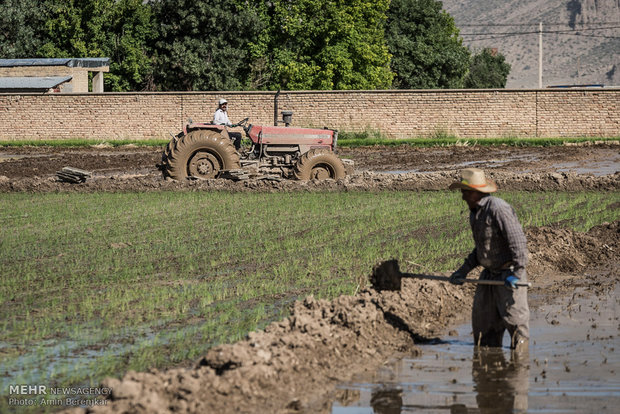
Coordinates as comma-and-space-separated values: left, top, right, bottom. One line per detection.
371, 259, 403, 291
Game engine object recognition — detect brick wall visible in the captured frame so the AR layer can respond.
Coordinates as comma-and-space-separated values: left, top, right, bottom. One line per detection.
0, 89, 617, 141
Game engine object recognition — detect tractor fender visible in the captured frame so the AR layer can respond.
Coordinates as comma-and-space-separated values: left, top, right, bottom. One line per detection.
183, 122, 228, 137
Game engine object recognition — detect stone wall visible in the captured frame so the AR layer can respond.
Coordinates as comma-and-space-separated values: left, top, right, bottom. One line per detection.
0, 89, 617, 140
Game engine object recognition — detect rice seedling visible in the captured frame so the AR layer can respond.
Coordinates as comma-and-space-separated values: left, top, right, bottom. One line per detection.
0, 189, 617, 408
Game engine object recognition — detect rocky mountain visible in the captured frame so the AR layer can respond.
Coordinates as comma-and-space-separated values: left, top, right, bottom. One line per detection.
441, 0, 620, 88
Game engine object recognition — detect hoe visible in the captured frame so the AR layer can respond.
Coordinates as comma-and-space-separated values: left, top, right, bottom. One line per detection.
371, 259, 532, 292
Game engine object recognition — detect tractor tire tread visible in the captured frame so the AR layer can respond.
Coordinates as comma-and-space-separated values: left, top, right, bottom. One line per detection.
164, 130, 240, 180
293, 148, 346, 181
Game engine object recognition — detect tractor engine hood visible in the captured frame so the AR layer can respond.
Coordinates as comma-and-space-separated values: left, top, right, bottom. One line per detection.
247, 125, 335, 146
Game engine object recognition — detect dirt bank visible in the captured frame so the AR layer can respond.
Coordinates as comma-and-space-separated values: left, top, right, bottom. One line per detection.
2, 169, 619, 193
64, 221, 618, 414
1, 143, 618, 192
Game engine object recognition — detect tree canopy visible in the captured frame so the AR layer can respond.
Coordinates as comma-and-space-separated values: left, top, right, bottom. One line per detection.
150, 0, 264, 91
464, 48, 512, 89
259, 0, 393, 90
0, 0, 49, 58
0, 0, 510, 91
386, 0, 470, 89
39, 0, 155, 91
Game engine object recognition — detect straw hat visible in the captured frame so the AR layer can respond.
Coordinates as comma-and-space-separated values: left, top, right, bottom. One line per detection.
449, 168, 497, 193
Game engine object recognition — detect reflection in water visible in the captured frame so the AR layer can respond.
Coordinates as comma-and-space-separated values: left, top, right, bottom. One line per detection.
332, 287, 618, 413
362, 349, 529, 414
332, 347, 531, 414
334, 388, 360, 407
472, 347, 529, 413
370, 388, 402, 414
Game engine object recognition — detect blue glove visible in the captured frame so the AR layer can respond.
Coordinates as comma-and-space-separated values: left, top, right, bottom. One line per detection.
505, 275, 519, 288
449, 271, 466, 285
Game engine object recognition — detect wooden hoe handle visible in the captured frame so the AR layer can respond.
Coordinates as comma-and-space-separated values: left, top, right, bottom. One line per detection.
403, 273, 532, 288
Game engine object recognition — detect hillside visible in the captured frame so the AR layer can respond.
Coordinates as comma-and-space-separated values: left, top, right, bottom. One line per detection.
441, 0, 620, 88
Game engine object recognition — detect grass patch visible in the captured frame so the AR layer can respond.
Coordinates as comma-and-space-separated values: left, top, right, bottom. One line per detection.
338, 135, 620, 148
1, 136, 618, 149
337, 128, 619, 147
0, 139, 167, 148
0, 190, 618, 411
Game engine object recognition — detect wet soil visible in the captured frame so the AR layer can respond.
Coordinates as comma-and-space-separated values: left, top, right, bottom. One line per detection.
2, 143, 616, 413
59, 221, 619, 414
0, 143, 618, 193
332, 285, 618, 413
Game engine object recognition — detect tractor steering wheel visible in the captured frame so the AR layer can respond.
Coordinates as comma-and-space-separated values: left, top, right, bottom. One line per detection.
232, 117, 250, 133
235, 117, 249, 127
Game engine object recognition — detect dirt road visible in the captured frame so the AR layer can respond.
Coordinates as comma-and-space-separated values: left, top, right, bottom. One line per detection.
0, 143, 618, 192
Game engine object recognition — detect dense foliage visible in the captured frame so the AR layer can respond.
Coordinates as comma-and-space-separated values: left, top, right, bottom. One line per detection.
150, 0, 264, 91
0, 0, 49, 58
40, 0, 155, 91
0, 0, 510, 91
386, 0, 470, 89
260, 0, 393, 90
0, 0, 154, 91
464, 48, 512, 89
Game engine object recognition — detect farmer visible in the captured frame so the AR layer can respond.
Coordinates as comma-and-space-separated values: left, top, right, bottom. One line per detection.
448, 168, 530, 352
213, 98, 242, 150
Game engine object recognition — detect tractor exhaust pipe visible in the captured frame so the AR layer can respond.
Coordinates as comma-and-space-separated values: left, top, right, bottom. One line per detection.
274, 89, 293, 127
281, 111, 293, 126
274, 89, 280, 126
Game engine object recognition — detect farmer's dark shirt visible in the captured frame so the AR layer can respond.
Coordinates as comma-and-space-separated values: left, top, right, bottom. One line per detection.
457, 196, 528, 280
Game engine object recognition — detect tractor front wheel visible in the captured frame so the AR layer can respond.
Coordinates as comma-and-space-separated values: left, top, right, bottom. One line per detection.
163, 130, 240, 180
293, 149, 346, 181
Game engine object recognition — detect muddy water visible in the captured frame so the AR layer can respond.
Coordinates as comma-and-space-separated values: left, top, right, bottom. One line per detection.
332, 285, 619, 413
555, 159, 620, 176
382, 154, 619, 177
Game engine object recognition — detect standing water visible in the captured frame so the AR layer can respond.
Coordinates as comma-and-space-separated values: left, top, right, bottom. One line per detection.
331, 286, 619, 413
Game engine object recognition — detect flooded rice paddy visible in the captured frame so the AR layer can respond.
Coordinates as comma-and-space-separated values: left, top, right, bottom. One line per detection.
332, 285, 619, 413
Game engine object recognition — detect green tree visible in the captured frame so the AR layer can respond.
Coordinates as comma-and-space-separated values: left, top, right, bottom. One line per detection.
261, 0, 393, 90
464, 48, 511, 88
386, 0, 470, 89
0, 0, 50, 58
39, 0, 155, 91
150, 0, 265, 91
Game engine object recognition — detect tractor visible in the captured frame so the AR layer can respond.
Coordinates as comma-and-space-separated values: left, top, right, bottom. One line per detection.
160, 112, 348, 181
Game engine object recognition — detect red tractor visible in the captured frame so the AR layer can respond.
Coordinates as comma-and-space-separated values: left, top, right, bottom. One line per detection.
161, 114, 347, 181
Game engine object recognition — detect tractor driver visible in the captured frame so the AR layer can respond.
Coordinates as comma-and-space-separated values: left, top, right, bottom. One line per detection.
213, 98, 242, 150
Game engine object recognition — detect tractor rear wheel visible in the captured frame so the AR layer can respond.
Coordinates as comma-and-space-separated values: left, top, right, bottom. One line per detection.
293, 149, 346, 180
164, 130, 240, 180
161, 139, 176, 165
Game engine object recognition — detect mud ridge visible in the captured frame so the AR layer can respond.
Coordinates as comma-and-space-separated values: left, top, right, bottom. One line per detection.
2, 144, 618, 192
73, 286, 471, 414
526, 220, 619, 299
67, 222, 619, 414
2, 170, 618, 193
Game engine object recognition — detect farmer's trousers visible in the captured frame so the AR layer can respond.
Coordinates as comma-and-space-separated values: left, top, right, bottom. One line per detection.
472, 269, 530, 349
229, 132, 242, 150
